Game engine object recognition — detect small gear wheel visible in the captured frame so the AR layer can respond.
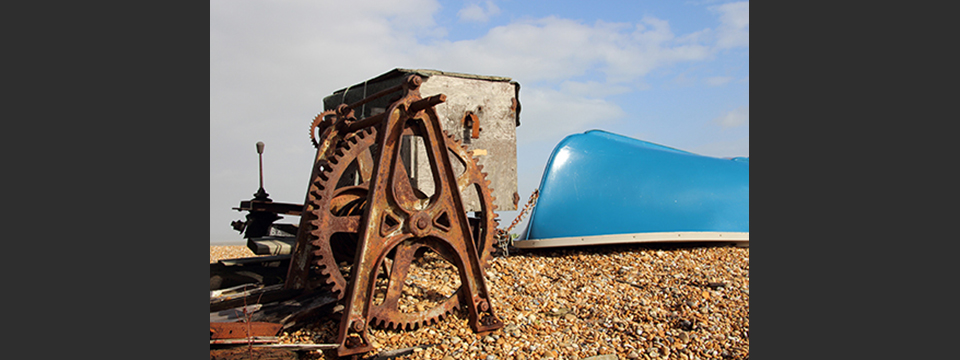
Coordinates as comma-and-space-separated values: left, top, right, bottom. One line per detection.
310, 110, 337, 148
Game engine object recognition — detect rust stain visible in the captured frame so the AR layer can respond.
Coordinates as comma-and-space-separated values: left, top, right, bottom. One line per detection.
210, 322, 283, 339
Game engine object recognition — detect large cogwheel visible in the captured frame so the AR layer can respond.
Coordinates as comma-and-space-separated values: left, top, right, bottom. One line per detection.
300, 127, 499, 331
366, 130, 500, 331
294, 126, 378, 294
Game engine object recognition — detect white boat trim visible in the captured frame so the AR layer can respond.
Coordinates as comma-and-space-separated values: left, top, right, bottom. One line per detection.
512, 231, 749, 249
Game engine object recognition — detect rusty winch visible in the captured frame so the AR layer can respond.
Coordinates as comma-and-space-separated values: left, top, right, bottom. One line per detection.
217, 70, 520, 357
291, 74, 504, 355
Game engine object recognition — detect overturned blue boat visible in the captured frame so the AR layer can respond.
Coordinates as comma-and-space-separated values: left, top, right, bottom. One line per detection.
514, 130, 749, 248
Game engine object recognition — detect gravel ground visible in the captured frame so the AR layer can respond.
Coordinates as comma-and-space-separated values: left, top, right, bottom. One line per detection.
210, 245, 259, 264
211, 242, 749, 359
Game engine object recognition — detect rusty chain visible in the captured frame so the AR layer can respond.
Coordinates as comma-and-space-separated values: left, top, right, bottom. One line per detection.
505, 189, 538, 234
496, 189, 539, 256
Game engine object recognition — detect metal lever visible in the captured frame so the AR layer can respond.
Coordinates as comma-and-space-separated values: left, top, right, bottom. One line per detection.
254, 141, 269, 200
256, 141, 265, 191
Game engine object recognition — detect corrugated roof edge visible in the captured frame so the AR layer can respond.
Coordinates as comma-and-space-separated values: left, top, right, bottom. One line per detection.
399, 68, 513, 82
330, 68, 514, 94
326, 68, 521, 127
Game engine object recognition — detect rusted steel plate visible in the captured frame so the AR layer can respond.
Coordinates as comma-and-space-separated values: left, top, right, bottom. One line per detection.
210, 322, 282, 339
233, 200, 304, 216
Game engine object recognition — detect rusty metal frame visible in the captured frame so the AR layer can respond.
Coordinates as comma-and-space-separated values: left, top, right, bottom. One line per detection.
284, 75, 503, 357
335, 75, 502, 356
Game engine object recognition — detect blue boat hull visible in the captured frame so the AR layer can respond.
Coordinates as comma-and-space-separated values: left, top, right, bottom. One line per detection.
516, 130, 748, 248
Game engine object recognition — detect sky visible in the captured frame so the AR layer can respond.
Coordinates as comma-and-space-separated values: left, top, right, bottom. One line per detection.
210, 0, 749, 244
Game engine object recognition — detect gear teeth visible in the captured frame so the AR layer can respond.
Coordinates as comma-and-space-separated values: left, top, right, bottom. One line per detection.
310, 248, 329, 259
309, 218, 327, 230
287, 126, 377, 300
310, 110, 335, 148
299, 125, 498, 332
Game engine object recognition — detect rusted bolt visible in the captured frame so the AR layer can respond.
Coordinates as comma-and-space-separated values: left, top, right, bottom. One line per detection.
478, 299, 489, 312
336, 103, 350, 116
407, 75, 422, 88
345, 336, 361, 348
408, 212, 432, 237
351, 320, 365, 332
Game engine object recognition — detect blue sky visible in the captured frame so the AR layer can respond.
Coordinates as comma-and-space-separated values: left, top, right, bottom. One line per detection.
210, 0, 749, 243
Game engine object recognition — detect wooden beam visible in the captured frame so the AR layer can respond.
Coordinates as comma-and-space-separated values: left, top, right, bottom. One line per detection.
210, 336, 279, 345
254, 343, 339, 350
210, 322, 283, 339
210, 304, 262, 322
210, 284, 302, 313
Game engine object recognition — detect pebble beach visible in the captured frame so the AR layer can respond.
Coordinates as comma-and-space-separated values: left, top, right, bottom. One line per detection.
211, 242, 749, 359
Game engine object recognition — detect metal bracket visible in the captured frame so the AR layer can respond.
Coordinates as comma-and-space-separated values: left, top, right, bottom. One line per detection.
463, 111, 481, 139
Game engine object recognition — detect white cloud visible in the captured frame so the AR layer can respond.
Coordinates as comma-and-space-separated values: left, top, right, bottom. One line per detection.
515, 87, 627, 146
458, 1, 501, 23
691, 136, 749, 158
704, 76, 733, 86
714, 106, 749, 128
670, 72, 697, 88
560, 80, 635, 97
409, 16, 711, 85
711, 1, 749, 49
